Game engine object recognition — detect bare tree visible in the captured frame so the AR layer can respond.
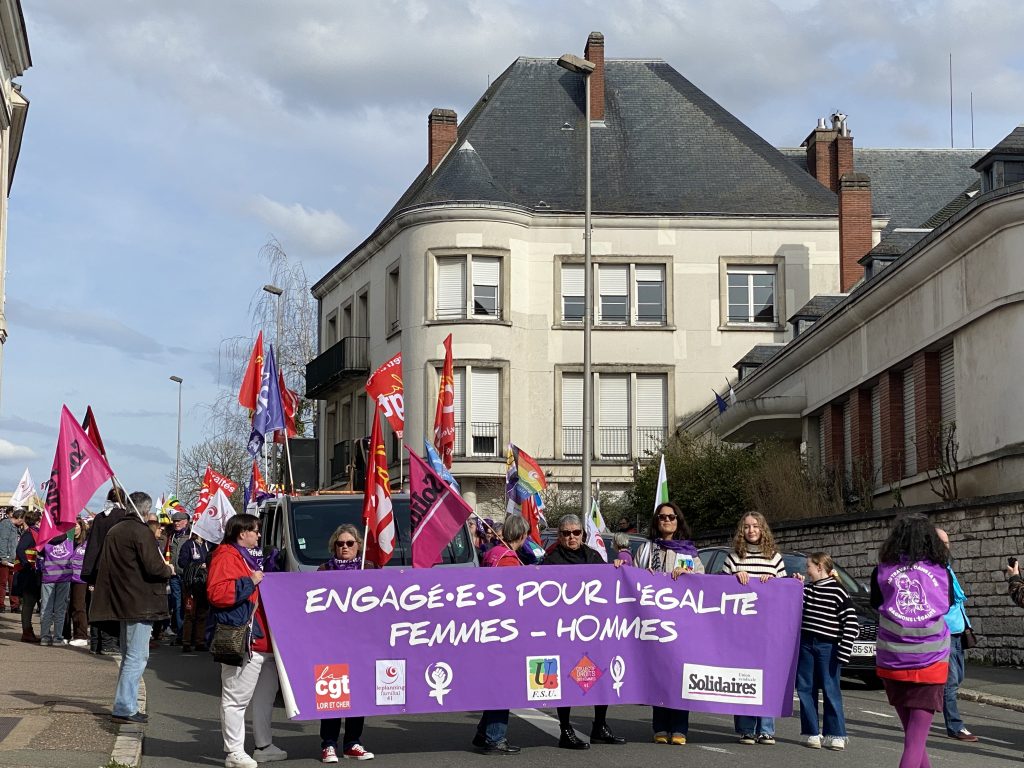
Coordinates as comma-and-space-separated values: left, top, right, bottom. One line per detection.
926, 421, 960, 501
166, 438, 249, 511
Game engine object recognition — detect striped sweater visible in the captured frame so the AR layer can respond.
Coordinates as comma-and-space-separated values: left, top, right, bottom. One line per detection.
801, 576, 859, 663
721, 545, 786, 580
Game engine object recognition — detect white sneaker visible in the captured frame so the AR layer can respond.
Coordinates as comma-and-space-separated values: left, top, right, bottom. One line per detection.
803, 734, 822, 749
225, 752, 258, 768
69, 638, 89, 648
823, 736, 846, 751
253, 744, 288, 763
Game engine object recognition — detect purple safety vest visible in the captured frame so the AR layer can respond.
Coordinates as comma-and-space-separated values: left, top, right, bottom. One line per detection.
875, 560, 951, 671
71, 541, 87, 584
41, 539, 76, 584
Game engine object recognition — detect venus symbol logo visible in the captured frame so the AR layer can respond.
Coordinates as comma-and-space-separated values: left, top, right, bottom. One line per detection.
425, 662, 453, 705
610, 655, 626, 697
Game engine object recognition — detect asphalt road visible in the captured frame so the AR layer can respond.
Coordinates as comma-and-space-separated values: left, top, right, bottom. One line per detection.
141, 644, 1024, 767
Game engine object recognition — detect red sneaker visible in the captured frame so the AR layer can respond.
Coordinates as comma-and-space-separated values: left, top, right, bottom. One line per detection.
342, 744, 374, 760
321, 746, 339, 764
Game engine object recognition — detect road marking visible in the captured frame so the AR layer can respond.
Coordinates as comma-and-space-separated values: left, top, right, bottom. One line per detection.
699, 746, 732, 753
860, 709, 895, 718
511, 708, 562, 740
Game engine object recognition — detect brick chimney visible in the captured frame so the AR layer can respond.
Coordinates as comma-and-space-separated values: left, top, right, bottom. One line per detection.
838, 172, 873, 291
803, 113, 854, 192
428, 108, 458, 172
584, 32, 605, 122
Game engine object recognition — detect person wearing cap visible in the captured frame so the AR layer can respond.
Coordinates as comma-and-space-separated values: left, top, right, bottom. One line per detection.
168, 511, 192, 645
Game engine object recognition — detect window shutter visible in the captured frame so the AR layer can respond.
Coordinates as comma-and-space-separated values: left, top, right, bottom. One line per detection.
871, 385, 882, 484
940, 345, 955, 424
635, 265, 664, 282
635, 375, 666, 427
451, 368, 465, 427
561, 264, 584, 295
471, 369, 499, 424
903, 369, 917, 476
472, 257, 500, 286
599, 265, 628, 296
562, 375, 583, 427
599, 375, 629, 427
818, 414, 826, 469
843, 400, 853, 480
436, 258, 466, 317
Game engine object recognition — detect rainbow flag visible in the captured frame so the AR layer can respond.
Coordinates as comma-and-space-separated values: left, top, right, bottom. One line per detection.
505, 444, 547, 505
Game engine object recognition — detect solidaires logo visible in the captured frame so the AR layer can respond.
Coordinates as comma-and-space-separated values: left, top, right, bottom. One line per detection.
681, 663, 762, 706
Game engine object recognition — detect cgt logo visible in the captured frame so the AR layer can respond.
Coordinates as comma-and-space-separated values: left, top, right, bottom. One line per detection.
681, 663, 762, 706
526, 656, 561, 701
314, 664, 352, 711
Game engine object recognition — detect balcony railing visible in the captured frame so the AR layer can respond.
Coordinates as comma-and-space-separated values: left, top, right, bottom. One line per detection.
305, 336, 369, 399
435, 304, 504, 321
452, 421, 501, 457
599, 427, 630, 459
561, 426, 668, 459
636, 427, 667, 456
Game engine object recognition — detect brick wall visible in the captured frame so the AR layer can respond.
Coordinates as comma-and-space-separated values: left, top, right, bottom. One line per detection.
838, 172, 873, 292
697, 493, 1024, 665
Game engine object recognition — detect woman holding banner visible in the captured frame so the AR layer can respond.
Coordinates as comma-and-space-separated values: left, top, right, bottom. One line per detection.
317, 524, 376, 762
636, 502, 703, 745
208, 514, 287, 768
543, 514, 626, 750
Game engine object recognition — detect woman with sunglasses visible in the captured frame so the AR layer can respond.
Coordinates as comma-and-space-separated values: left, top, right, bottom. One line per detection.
635, 502, 703, 745
317, 524, 376, 762
542, 514, 626, 750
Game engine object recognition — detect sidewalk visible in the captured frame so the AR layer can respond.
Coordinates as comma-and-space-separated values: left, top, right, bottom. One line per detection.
961, 662, 1024, 713
0, 610, 122, 768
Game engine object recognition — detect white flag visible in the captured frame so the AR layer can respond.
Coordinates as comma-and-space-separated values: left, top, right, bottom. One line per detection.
585, 497, 608, 562
191, 487, 237, 544
10, 468, 35, 507
653, 455, 669, 514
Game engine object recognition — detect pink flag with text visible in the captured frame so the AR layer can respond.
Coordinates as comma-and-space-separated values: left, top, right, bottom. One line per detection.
409, 448, 473, 569
36, 406, 114, 545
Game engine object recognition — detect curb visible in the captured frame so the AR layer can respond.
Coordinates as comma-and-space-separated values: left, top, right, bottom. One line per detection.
108, 653, 146, 768
958, 687, 1024, 713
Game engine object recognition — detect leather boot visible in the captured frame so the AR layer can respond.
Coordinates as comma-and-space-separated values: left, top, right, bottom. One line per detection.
20, 629, 39, 644
590, 723, 626, 745
558, 727, 590, 750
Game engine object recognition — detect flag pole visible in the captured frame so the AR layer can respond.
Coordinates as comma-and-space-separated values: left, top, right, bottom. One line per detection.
360, 522, 369, 570
471, 510, 522, 565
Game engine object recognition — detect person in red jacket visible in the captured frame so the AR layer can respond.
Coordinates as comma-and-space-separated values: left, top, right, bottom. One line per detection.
207, 514, 285, 768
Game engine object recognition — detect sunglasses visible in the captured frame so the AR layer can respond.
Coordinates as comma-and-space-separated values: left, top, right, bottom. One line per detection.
657, 514, 677, 522
560, 529, 583, 537
336, 540, 358, 548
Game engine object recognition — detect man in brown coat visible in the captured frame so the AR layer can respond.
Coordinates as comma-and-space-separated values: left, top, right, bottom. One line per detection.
90, 492, 173, 725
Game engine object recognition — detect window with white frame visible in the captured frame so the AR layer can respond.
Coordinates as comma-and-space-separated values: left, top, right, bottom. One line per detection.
561, 264, 585, 324
560, 372, 668, 459
561, 374, 583, 457
635, 265, 665, 324
599, 375, 629, 457
635, 374, 667, 455
446, 367, 501, 457
727, 267, 777, 324
435, 254, 503, 321
560, 261, 668, 326
598, 265, 629, 324
386, 266, 400, 334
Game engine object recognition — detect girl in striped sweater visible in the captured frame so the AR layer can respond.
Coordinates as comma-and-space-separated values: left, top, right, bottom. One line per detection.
721, 511, 786, 745
794, 553, 858, 751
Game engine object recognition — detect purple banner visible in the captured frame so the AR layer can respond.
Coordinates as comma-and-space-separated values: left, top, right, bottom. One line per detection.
260, 565, 802, 720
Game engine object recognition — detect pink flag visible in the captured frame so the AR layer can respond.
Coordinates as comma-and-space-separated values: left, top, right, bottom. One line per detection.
36, 406, 114, 545
409, 448, 473, 569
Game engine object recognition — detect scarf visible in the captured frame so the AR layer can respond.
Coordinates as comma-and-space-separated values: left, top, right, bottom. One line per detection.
323, 556, 362, 571
234, 544, 262, 571
651, 538, 697, 570
556, 545, 591, 565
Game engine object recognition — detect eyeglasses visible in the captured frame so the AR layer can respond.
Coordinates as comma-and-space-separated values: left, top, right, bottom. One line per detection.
657, 514, 677, 522
560, 529, 583, 538
336, 540, 358, 548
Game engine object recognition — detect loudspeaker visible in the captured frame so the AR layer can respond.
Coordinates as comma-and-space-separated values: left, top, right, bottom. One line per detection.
288, 438, 318, 492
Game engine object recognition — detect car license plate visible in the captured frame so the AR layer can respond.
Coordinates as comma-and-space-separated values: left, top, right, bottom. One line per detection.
851, 641, 875, 657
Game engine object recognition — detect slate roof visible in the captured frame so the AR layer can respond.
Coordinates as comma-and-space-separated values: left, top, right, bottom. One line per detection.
860, 231, 926, 262
387, 58, 840, 219
779, 147, 984, 234
972, 124, 1024, 169
734, 344, 785, 369
788, 294, 846, 322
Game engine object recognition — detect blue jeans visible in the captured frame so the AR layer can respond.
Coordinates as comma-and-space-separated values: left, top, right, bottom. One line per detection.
652, 706, 689, 735
113, 621, 152, 717
734, 715, 774, 737
477, 710, 510, 743
943, 633, 966, 735
168, 577, 183, 638
796, 633, 847, 737
40, 581, 71, 642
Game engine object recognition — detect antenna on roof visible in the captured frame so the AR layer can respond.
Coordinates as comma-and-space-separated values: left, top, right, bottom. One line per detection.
948, 53, 954, 149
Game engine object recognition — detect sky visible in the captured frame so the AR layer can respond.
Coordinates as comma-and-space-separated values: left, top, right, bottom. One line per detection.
1, 0, 1022, 506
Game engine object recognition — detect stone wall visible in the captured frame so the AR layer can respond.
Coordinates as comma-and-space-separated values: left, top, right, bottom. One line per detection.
696, 492, 1024, 665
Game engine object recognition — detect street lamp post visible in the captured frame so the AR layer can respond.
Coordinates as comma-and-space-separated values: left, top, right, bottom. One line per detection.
557, 53, 596, 520
169, 376, 183, 498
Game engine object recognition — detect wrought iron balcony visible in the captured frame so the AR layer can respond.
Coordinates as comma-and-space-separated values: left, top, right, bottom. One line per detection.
305, 336, 369, 399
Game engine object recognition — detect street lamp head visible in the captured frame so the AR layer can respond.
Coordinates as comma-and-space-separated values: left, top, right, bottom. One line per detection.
556, 54, 595, 75
169, 375, 183, 383
262, 284, 284, 296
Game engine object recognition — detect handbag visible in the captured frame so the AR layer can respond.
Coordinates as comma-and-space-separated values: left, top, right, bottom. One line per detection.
183, 560, 207, 592
960, 605, 978, 649
211, 622, 250, 666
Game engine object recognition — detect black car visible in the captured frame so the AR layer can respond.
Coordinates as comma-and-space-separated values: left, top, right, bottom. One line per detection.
698, 546, 880, 684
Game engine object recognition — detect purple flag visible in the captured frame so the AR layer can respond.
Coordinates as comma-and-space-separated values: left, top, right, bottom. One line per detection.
260, 566, 802, 720
248, 344, 286, 457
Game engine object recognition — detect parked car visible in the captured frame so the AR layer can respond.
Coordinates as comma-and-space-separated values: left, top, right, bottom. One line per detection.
698, 546, 880, 685
539, 528, 649, 563
258, 493, 478, 571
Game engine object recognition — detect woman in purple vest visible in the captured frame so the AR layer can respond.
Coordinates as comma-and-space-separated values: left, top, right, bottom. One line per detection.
68, 518, 91, 647
871, 513, 953, 768
39, 533, 76, 646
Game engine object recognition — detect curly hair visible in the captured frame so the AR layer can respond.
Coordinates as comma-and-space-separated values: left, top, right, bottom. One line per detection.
730, 510, 777, 559
646, 502, 694, 542
878, 513, 950, 566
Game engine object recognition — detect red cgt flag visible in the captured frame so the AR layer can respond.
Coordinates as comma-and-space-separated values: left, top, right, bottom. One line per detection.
362, 408, 395, 567
432, 335, 455, 469
36, 406, 114, 545
366, 352, 404, 438
193, 466, 239, 521
238, 331, 264, 411
273, 370, 299, 445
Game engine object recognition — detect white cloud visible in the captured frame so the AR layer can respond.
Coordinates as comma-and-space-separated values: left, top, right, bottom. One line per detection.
0, 438, 37, 464
248, 195, 353, 257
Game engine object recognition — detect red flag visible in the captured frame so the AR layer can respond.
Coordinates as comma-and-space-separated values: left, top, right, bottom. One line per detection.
273, 371, 299, 445
519, 494, 544, 546
409, 448, 473, 568
80, 406, 107, 458
238, 331, 264, 410
36, 406, 114, 545
361, 409, 395, 567
366, 352, 404, 438
432, 334, 455, 469
193, 466, 239, 521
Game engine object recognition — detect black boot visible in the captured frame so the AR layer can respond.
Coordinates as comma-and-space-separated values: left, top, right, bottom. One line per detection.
558, 727, 590, 750
590, 723, 626, 745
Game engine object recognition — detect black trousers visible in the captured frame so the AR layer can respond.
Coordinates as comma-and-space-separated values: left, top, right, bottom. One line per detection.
557, 705, 608, 730
320, 717, 364, 748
